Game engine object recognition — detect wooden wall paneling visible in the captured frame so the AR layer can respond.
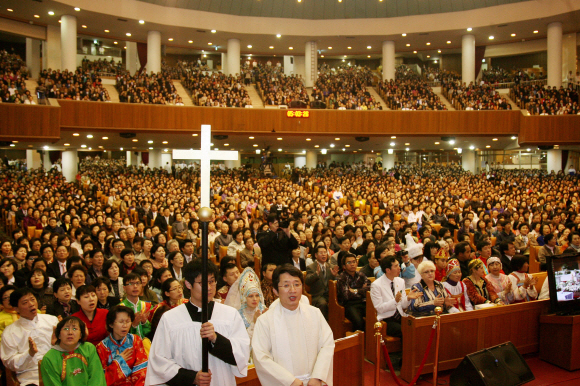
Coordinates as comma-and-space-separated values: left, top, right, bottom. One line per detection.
236, 367, 261, 386
0, 104, 60, 141
333, 332, 365, 386
519, 115, 580, 145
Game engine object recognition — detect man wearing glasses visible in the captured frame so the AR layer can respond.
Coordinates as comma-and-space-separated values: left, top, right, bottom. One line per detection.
146, 259, 250, 386
336, 254, 371, 332
120, 272, 152, 340
253, 264, 334, 386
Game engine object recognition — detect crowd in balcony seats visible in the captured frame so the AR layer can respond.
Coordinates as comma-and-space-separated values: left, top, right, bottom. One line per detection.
422, 67, 461, 83
442, 81, 513, 111
510, 84, 580, 115
0, 50, 32, 104
255, 67, 309, 107
482, 68, 546, 85
183, 70, 251, 107
36, 68, 112, 102
80, 57, 125, 76
311, 66, 383, 110
116, 71, 184, 105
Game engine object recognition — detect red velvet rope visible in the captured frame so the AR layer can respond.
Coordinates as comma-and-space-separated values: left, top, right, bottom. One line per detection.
381, 325, 437, 386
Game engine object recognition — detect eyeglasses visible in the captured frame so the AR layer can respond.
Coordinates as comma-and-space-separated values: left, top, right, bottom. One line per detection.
125, 282, 142, 287
62, 327, 79, 332
169, 286, 183, 292
194, 279, 217, 286
422, 270, 436, 274
279, 283, 303, 290
345, 260, 357, 265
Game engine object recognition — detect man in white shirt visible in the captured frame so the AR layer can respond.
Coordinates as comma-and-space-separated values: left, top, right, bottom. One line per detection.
370, 256, 422, 338
1, 288, 58, 386
253, 264, 335, 386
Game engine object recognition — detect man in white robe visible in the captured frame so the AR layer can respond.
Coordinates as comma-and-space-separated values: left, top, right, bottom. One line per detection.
252, 264, 334, 386
145, 260, 250, 386
1, 288, 58, 386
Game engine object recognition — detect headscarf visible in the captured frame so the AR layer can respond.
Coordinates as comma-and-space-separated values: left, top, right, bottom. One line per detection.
238, 267, 266, 328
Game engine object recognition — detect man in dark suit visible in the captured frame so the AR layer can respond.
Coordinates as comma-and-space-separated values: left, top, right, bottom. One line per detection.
154, 207, 173, 233
145, 203, 159, 227
15, 202, 29, 227
305, 244, 338, 320
498, 241, 517, 275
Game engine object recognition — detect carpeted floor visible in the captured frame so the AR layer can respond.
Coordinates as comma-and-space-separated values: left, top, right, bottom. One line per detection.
363, 354, 580, 385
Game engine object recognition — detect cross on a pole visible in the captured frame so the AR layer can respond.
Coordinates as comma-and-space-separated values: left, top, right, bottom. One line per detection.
172, 124, 239, 208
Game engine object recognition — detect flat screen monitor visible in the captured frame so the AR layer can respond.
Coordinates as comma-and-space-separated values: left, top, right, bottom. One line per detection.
546, 253, 580, 314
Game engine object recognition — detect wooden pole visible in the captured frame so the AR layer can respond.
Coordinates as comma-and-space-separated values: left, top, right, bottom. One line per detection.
433, 307, 443, 386
198, 207, 213, 373
374, 322, 382, 386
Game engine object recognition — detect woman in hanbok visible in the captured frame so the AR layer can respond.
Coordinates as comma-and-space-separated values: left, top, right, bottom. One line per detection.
96, 305, 148, 386
442, 259, 473, 313
40, 316, 106, 386
507, 255, 538, 303
485, 257, 514, 304
463, 259, 502, 306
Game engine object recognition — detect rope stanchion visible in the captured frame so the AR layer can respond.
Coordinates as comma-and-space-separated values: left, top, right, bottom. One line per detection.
380, 318, 439, 386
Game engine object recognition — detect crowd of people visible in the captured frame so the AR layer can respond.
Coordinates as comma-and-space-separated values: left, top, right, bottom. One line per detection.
255, 67, 310, 107
442, 81, 513, 110
377, 78, 448, 110
312, 66, 383, 110
510, 83, 579, 115
36, 68, 113, 102
0, 50, 32, 104
80, 57, 126, 76
183, 70, 252, 108
115, 71, 185, 105
0, 155, 579, 383
422, 67, 461, 84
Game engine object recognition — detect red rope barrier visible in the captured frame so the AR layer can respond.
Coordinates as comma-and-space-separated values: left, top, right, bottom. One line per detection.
381, 326, 437, 386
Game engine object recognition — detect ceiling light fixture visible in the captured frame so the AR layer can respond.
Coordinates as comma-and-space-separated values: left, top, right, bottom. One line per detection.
330, 144, 335, 148
447, 41, 451, 44
193, 134, 198, 136
86, 134, 93, 138
188, 40, 193, 43
489, 36, 494, 40
406, 44, 411, 47
74, 8, 80, 11
81, 145, 87, 148
289, 47, 293, 50
64, 143, 70, 146
390, 142, 395, 146
492, 138, 498, 141
139, 20, 145, 24
168, 38, 173, 41
402, 33, 407, 37
511, 33, 516, 37
102, 136, 108, 140
276, 34, 281, 38
249, 136, 254, 139
73, 133, 79, 136
269, 46, 274, 49
208, 42, 212, 45
413, 51, 417, 54
126, 33, 131, 36
48, 11, 55, 16
467, 27, 473, 31
114, 41, 118, 44
104, 29, 109, 33
162, 141, 168, 144
211, 30, 217, 33
34, 15, 40, 18
367, 46, 372, 49
391, 136, 396, 139
247, 45, 252, 48
533, 30, 539, 34
82, 25, 87, 28
426, 42, 431, 45
148, 140, 153, 144
486, 145, 491, 148
132, 139, 138, 142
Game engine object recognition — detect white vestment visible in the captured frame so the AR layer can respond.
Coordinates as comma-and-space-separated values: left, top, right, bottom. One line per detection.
145, 302, 250, 386
252, 299, 334, 386
0, 314, 59, 386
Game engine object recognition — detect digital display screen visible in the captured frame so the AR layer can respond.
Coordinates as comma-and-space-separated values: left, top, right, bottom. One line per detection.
552, 257, 580, 302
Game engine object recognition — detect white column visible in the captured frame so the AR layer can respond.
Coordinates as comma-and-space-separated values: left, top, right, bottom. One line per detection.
462, 150, 476, 173
161, 153, 172, 171
221, 52, 227, 74
562, 33, 577, 84
126, 41, 138, 75
45, 25, 61, 70
462, 34, 475, 85
126, 150, 138, 166
60, 15, 77, 72
383, 152, 395, 170
547, 22, 563, 88
547, 149, 562, 173
149, 149, 162, 169
294, 155, 306, 168
61, 149, 78, 183
227, 38, 240, 76
225, 159, 241, 169
305, 150, 317, 169
304, 41, 318, 87
147, 31, 161, 74
26, 38, 41, 80
293, 56, 305, 81
26, 150, 41, 170
283, 56, 294, 76
382, 40, 395, 81
43, 151, 52, 170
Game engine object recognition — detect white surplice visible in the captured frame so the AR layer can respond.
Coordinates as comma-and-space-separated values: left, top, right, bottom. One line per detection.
0, 314, 59, 386
145, 302, 250, 386
252, 299, 335, 386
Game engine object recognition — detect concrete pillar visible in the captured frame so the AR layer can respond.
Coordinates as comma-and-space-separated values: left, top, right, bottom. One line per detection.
462, 34, 476, 85
149, 149, 162, 169
304, 41, 318, 87
547, 149, 562, 173
26, 38, 41, 80
147, 31, 161, 74
221, 52, 227, 74
306, 150, 317, 169
126, 41, 138, 75
293, 56, 305, 81
136, 152, 142, 167
462, 150, 476, 174
26, 150, 41, 170
126, 151, 138, 166
45, 25, 61, 70
60, 15, 77, 72
547, 22, 563, 87
227, 38, 240, 76
61, 149, 78, 183
161, 153, 172, 172
225, 159, 241, 169
43, 151, 52, 170
294, 155, 306, 168
383, 153, 395, 170
382, 40, 395, 81
284, 55, 294, 76
562, 33, 577, 83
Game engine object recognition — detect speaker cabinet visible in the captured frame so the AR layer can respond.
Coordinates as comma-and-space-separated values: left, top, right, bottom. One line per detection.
450, 342, 534, 386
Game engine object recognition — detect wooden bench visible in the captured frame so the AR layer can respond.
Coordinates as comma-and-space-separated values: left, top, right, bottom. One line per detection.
529, 245, 541, 274
328, 280, 353, 340
236, 331, 364, 386
365, 290, 402, 365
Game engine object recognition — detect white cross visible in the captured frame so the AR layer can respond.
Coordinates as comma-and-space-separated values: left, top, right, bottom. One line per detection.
172, 125, 239, 208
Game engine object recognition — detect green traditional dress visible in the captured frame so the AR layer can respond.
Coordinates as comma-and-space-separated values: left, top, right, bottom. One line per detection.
40, 342, 106, 386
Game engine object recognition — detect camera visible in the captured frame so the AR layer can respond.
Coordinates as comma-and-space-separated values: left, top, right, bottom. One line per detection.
279, 220, 290, 229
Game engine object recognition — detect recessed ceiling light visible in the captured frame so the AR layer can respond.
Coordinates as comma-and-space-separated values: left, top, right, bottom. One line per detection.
306, 138, 311, 141
48, 11, 54, 16
113, 41, 118, 44
447, 41, 451, 44
347, 46, 352, 49
7, 9, 13, 12
162, 141, 168, 144
511, 136, 517, 140
330, 144, 335, 148
405, 143, 410, 146
406, 44, 411, 47
249, 136, 254, 139
82, 25, 87, 28
168, 38, 173, 41
467, 27, 473, 31
449, 140, 455, 145
12, 141, 18, 143
211, 30, 217, 33
391, 136, 396, 139
367, 46, 372, 49
427, 55, 431, 58
132, 139, 138, 142
413, 51, 417, 54
139, 20, 145, 24
335, 138, 340, 140
149, 147, 153, 150
148, 140, 153, 144
126, 33, 131, 36
489, 36, 494, 40
73, 133, 79, 136
344, 55, 347, 58
124, 46, 127, 49
208, 42, 212, 45
34, 15, 40, 18
469, 146, 475, 150
367, 55, 371, 58
81, 145, 87, 148
345, 144, 350, 147
120, 147, 124, 151
328, 47, 332, 49
511, 33, 516, 37
434, 141, 440, 145
321, 55, 324, 57
289, 47, 293, 50
278, 148, 282, 151
224, 143, 229, 146
405, 148, 410, 151
314, 145, 320, 148
192, 134, 198, 136
74, 7, 80, 11
276, 34, 281, 38
438, 50, 442, 53
533, 30, 539, 34
426, 42, 431, 45
269, 46, 274, 49
247, 45, 252, 48
64, 143, 70, 146
402, 33, 407, 37
104, 29, 110, 33
9, 144, 15, 147
390, 142, 395, 146
186, 40, 192, 44
253, 144, 258, 147
102, 136, 108, 140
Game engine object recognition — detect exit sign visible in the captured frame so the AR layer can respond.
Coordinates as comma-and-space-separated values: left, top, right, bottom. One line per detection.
286, 110, 310, 118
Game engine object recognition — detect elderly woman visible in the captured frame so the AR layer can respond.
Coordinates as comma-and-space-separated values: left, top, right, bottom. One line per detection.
442, 259, 473, 313
485, 256, 514, 304
507, 255, 538, 303
171, 213, 187, 240
409, 260, 455, 316
40, 316, 106, 386
463, 259, 502, 306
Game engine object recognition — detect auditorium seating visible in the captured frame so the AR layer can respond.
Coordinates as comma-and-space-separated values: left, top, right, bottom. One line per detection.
328, 280, 353, 340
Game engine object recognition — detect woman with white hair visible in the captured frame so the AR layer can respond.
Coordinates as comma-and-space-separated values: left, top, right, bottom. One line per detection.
409, 260, 455, 316
485, 256, 514, 304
